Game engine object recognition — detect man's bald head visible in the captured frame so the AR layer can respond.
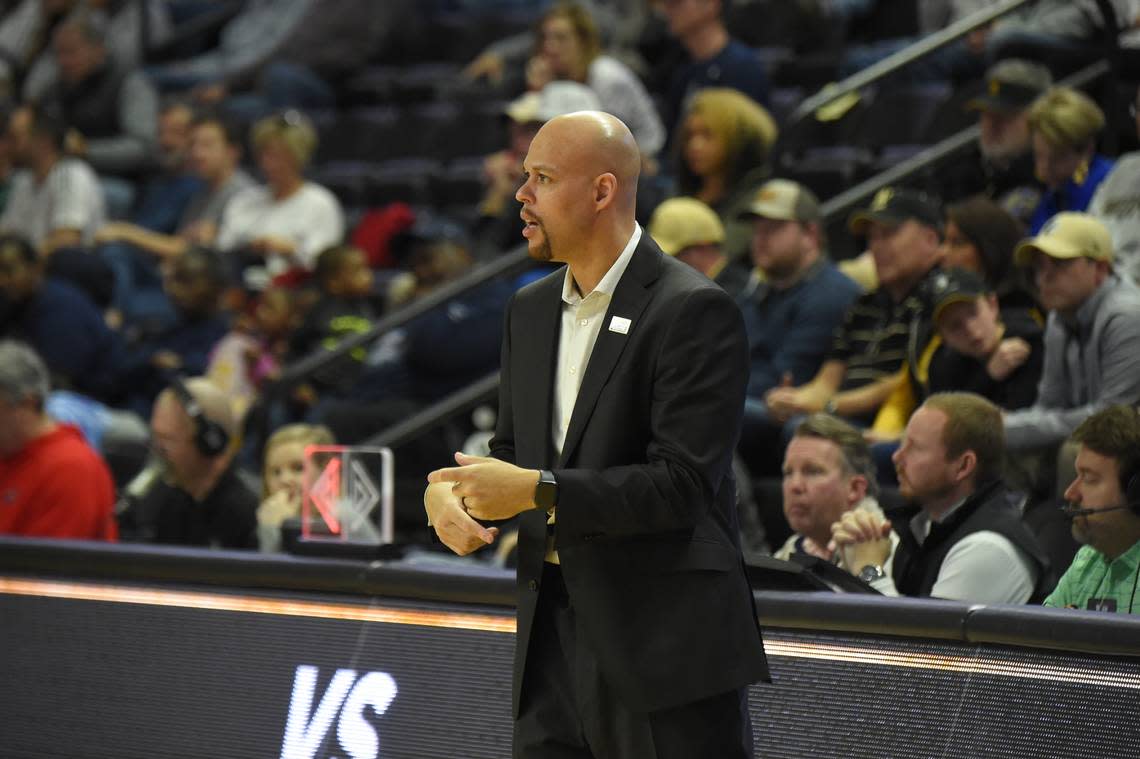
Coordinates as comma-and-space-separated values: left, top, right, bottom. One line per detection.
538, 111, 640, 211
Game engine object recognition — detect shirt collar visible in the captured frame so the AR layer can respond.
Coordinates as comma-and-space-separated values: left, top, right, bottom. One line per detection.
911, 495, 969, 544
561, 225, 642, 306
1070, 274, 1118, 331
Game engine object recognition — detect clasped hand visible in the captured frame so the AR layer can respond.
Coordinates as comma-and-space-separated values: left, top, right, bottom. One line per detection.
427, 452, 539, 521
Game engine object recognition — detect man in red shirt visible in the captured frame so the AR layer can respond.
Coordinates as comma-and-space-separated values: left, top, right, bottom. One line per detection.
0, 340, 117, 540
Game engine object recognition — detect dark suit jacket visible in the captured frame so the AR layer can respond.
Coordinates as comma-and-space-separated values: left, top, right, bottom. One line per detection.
490, 235, 769, 716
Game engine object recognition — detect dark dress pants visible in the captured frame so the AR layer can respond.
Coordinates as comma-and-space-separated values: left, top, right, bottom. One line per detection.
514, 562, 754, 759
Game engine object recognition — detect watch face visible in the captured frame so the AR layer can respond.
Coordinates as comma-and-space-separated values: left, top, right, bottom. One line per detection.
858, 565, 884, 583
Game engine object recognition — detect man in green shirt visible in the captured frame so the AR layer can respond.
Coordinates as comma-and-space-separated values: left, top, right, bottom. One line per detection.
1044, 405, 1140, 613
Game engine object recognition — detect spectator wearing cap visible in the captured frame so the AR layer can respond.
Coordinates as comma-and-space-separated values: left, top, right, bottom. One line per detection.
1088, 84, 1140, 286
941, 194, 1039, 313
0, 339, 117, 542
658, 0, 770, 134
764, 187, 943, 438
476, 81, 601, 261
675, 87, 778, 264
647, 196, 749, 298
734, 180, 860, 462
1004, 213, 1140, 453
942, 59, 1051, 227
927, 267, 1044, 412
215, 111, 344, 290
1026, 86, 1113, 235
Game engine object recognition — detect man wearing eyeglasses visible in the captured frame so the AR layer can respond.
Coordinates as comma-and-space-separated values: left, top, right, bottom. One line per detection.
1004, 213, 1140, 456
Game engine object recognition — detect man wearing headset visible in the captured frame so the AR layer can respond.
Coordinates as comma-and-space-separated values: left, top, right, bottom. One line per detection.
1045, 405, 1140, 613
118, 376, 257, 549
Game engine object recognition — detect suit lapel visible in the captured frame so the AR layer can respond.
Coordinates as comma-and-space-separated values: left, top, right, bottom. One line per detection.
558, 240, 661, 466
517, 273, 563, 468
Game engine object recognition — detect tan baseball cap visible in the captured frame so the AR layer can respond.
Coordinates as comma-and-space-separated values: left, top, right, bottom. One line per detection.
505, 81, 601, 124
1013, 212, 1114, 267
739, 179, 821, 222
648, 197, 725, 256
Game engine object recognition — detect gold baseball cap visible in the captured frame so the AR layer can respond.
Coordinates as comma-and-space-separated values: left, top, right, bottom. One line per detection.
1014, 212, 1114, 267
740, 179, 821, 222
648, 197, 725, 256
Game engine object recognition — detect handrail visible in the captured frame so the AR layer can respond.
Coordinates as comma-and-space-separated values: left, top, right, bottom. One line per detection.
364, 370, 499, 448
819, 59, 1112, 222
790, 0, 1035, 125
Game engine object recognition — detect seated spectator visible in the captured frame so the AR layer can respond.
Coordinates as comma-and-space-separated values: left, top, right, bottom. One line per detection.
40, 14, 158, 181
97, 111, 254, 323
1088, 84, 1140, 286
1026, 86, 1113, 235
0, 233, 121, 400
257, 422, 334, 553
147, 0, 394, 120
215, 110, 344, 291
529, 3, 665, 160
764, 188, 942, 433
735, 180, 861, 460
832, 392, 1052, 603
476, 81, 600, 261
0, 0, 77, 102
287, 244, 376, 400
206, 286, 296, 423
776, 413, 895, 577
943, 59, 1052, 228
658, 0, 770, 132
119, 245, 230, 416
675, 87, 778, 262
13, 0, 172, 103
646, 195, 750, 297
941, 195, 1038, 311
988, 0, 1139, 65
1005, 214, 1140, 452
0, 105, 104, 255
0, 339, 117, 540
118, 376, 257, 548
1045, 405, 1140, 613
927, 268, 1043, 411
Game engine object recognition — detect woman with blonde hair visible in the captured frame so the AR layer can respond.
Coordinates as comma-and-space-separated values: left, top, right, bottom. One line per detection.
675, 87, 779, 262
216, 110, 345, 289
1026, 86, 1114, 234
257, 422, 336, 552
529, 2, 664, 158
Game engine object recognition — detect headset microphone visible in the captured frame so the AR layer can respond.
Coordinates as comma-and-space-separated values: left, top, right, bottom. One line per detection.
1059, 502, 1138, 518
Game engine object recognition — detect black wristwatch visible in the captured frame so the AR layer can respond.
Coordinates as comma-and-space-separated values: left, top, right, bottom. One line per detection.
535, 469, 558, 511
858, 564, 886, 583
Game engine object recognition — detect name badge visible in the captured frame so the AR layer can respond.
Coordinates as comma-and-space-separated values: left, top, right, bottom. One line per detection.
609, 316, 631, 334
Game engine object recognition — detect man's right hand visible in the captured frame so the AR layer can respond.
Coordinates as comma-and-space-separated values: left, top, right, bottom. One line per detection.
424, 481, 499, 556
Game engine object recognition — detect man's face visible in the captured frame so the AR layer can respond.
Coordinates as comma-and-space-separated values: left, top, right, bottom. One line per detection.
257, 137, 299, 189
660, 0, 718, 39
782, 436, 862, 542
162, 256, 216, 315
868, 219, 938, 293
54, 26, 103, 85
158, 107, 194, 171
1032, 132, 1085, 190
515, 120, 595, 263
1065, 446, 1130, 549
936, 294, 1002, 360
330, 248, 373, 298
0, 244, 40, 303
750, 217, 809, 279
150, 393, 205, 486
1032, 252, 1103, 314
979, 109, 1031, 163
8, 108, 34, 166
189, 122, 233, 181
0, 396, 28, 457
893, 407, 960, 504
509, 121, 540, 158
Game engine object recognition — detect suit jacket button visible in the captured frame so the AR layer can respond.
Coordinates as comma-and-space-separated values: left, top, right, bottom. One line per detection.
528, 580, 538, 591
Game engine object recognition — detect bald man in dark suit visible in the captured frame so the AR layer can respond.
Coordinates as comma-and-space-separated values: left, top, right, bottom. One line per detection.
426, 111, 768, 758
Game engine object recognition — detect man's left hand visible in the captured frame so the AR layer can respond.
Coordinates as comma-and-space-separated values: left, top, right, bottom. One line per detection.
427, 452, 540, 521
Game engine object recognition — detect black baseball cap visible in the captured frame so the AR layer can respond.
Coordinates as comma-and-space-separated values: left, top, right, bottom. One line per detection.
848, 187, 942, 236
929, 268, 991, 322
965, 59, 1052, 114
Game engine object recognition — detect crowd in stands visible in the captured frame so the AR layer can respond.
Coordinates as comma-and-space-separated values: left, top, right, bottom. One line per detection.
2, 0, 1140, 617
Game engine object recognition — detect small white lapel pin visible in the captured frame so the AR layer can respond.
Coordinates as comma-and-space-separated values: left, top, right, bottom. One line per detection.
609, 316, 631, 334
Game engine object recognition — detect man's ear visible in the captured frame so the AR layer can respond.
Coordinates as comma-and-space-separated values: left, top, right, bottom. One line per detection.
956, 450, 978, 484
594, 173, 617, 210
